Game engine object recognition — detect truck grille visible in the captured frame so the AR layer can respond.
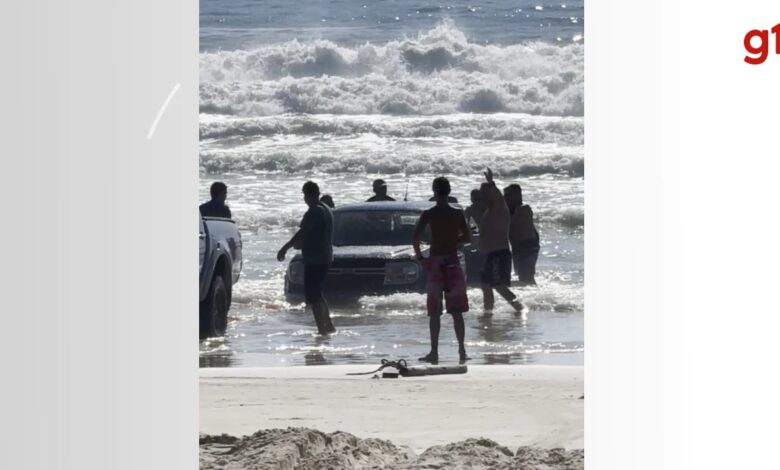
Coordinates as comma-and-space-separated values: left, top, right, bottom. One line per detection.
328, 267, 385, 276
330, 258, 387, 269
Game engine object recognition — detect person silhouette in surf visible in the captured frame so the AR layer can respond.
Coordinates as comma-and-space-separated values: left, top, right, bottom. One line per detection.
477, 169, 525, 316
505, 184, 540, 286
464, 189, 486, 231
199, 182, 232, 219
366, 179, 395, 202
277, 181, 336, 335
413, 176, 471, 364
320, 194, 335, 209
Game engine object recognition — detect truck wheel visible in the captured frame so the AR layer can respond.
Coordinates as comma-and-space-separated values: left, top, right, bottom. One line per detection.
200, 275, 228, 338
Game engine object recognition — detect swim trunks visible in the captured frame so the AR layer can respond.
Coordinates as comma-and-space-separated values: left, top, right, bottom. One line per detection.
481, 249, 512, 287
423, 255, 469, 316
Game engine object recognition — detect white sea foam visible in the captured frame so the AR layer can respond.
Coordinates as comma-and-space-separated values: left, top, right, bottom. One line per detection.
537, 205, 584, 229
199, 133, 583, 177
200, 20, 583, 118
199, 113, 583, 144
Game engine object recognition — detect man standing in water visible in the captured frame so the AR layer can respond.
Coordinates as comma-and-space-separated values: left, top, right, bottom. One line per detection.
413, 176, 471, 364
366, 179, 395, 202
505, 184, 540, 286
464, 188, 486, 230
277, 181, 336, 335
478, 169, 525, 315
200, 182, 232, 218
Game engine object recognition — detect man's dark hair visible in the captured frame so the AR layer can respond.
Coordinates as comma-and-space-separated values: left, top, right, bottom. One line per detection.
372, 179, 387, 193
470, 189, 481, 199
302, 181, 320, 197
504, 183, 523, 204
210, 182, 227, 198
432, 176, 451, 196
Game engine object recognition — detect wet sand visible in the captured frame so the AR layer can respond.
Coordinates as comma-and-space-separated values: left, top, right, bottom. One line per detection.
200, 364, 583, 460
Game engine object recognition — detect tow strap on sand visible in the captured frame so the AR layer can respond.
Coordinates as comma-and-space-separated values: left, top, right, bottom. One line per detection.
347, 359, 468, 377
346, 359, 409, 376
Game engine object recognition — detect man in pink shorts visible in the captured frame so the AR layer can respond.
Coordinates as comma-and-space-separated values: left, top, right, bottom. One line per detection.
413, 176, 471, 364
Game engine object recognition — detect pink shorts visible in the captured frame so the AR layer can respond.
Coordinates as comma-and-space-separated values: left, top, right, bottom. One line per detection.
423, 255, 469, 316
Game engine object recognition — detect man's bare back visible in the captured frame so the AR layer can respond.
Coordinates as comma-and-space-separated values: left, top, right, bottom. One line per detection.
417, 204, 469, 256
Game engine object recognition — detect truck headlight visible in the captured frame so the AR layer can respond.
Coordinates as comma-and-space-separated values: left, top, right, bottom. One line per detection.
384, 261, 420, 285
287, 261, 304, 284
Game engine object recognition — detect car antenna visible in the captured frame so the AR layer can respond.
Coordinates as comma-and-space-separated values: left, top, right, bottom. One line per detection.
404, 181, 409, 202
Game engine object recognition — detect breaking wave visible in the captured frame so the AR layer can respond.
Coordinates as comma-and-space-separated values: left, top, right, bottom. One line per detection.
199, 114, 583, 145
537, 206, 584, 229
199, 148, 584, 178
200, 20, 583, 118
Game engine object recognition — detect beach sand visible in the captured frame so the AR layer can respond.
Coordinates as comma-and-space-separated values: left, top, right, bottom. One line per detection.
200, 365, 583, 469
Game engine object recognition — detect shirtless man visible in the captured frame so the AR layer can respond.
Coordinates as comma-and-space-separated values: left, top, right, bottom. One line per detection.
413, 176, 471, 364
478, 169, 524, 315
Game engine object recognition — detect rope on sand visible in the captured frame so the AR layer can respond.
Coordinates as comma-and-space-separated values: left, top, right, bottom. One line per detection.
347, 359, 468, 377
346, 359, 409, 376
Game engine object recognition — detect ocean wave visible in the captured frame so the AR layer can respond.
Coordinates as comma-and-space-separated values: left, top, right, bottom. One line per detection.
537, 206, 584, 229
199, 114, 583, 144
199, 148, 584, 178
199, 20, 583, 118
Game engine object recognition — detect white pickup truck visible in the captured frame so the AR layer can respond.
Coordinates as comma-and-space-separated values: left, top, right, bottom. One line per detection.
199, 215, 242, 338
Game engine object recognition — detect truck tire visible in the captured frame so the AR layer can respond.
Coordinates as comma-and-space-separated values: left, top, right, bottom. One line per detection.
200, 275, 229, 338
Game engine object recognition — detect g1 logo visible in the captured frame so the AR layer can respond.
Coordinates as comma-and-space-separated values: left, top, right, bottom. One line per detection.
744, 23, 780, 65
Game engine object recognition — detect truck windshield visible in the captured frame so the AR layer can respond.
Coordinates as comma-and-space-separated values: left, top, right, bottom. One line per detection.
332, 210, 428, 247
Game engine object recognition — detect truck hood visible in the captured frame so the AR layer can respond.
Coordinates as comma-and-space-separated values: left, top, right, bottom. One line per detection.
291, 245, 421, 261
332, 245, 419, 259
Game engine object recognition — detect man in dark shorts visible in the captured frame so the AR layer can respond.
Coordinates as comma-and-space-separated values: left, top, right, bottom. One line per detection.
199, 182, 232, 218
478, 169, 524, 316
366, 179, 395, 202
505, 184, 540, 286
277, 181, 336, 335
413, 176, 471, 364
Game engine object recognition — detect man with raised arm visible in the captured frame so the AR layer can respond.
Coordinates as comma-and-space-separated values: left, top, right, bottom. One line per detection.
413, 176, 471, 364
277, 181, 336, 335
477, 169, 525, 315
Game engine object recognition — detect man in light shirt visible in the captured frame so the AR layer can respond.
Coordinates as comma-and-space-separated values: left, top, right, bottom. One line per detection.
477, 169, 524, 316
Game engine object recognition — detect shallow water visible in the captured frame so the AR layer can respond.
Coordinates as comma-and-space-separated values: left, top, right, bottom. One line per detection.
199, 0, 583, 367
199, 172, 583, 367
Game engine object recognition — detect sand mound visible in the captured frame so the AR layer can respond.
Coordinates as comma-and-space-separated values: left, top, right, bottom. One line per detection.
509, 446, 585, 470
199, 428, 411, 470
200, 428, 583, 470
409, 437, 515, 469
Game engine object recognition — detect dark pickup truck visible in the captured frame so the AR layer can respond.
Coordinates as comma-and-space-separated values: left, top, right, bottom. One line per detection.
283, 201, 483, 303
